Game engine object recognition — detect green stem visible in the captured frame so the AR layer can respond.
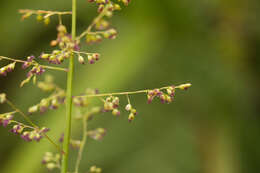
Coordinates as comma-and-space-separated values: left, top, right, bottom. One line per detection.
61, 0, 76, 172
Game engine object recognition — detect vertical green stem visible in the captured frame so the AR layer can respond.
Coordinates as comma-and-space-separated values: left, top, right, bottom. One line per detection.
61, 0, 76, 172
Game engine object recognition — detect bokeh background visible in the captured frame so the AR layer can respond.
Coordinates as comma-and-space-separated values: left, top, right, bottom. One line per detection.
0, 0, 260, 173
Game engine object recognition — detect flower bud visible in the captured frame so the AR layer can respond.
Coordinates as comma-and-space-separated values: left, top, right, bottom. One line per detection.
70, 140, 81, 148
112, 109, 120, 116
36, 14, 43, 21
125, 104, 132, 111
114, 4, 121, 10
88, 55, 95, 64
0, 93, 6, 104
178, 83, 192, 90
128, 113, 135, 122
46, 163, 56, 170
78, 55, 85, 64
50, 40, 58, 47
93, 53, 100, 61
44, 17, 50, 25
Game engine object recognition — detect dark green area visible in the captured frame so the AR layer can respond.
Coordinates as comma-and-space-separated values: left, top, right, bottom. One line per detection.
0, 0, 260, 173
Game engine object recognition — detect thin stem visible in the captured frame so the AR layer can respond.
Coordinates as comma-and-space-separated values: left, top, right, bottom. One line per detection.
6, 99, 38, 128
126, 94, 131, 104
0, 56, 68, 72
74, 83, 192, 98
75, 114, 88, 173
77, 5, 109, 40
61, 0, 76, 172
19, 9, 72, 18
73, 51, 98, 55
5, 99, 64, 154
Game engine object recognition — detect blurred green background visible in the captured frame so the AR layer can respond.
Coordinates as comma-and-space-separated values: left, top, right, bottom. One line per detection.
0, 0, 260, 173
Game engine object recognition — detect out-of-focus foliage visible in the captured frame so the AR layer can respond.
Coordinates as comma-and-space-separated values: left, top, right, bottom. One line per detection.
0, 0, 260, 173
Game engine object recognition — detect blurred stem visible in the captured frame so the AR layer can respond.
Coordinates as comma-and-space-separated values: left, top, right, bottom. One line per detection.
75, 113, 88, 173
61, 0, 76, 172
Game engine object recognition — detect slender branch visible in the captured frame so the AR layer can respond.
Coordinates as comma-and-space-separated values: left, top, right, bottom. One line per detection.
61, 0, 76, 172
74, 83, 192, 98
10, 120, 35, 130
6, 99, 38, 128
74, 113, 88, 173
77, 5, 109, 40
19, 9, 72, 18
5, 98, 64, 154
0, 56, 68, 72
73, 51, 98, 55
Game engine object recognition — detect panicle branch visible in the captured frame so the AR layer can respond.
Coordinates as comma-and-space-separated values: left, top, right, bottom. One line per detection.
19, 9, 72, 22
0, 93, 64, 153
75, 83, 192, 99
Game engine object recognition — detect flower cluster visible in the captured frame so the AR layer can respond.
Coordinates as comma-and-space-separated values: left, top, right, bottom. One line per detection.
20, 64, 46, 87
73, 88, 100, 107
125, 103, 137, 122
28, 90, 65, 114
22, 56, 35, 69
20, 127, 49, 142
0, 62, 16, 76
42, 152, 61, 171
88, 128, 107, 141
86, 29, 118, 44
147, 86, 175, 104
40, 25, 79, 64
103, 96, 121, 116
76, 52, 100, 65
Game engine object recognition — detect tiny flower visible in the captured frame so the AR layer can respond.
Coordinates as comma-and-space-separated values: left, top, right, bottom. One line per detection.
70, 140, 81, 149
59, 133, 64, 143
93, 53, 100, 61
90, 165, 102, 173
36, 14, 43, 21
112, 97, 119, 108
128, 113, 135, 123
88, 128, 107, 141
78, 55, 85, 64
44, 17, 50, 25
113, 4, 121, 10
167, 86, 175, 97
88, 55, 95, 64
46, 163, 56, 170
40, 127, 50, 133
112, 109, 120, 116
0, 93, 6, 103
28, 105, 39, 114
21, 131, 32, 142
178, 83, 192, 90
104, 28, 118, 39
125, 104, 132, 111
50, 40, 58, 47
147, 95, 154, 104
10, 124, 24, 134
50, 99, 59, 109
